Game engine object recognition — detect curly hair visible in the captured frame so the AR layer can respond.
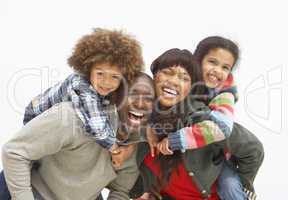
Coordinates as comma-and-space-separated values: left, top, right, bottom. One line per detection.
68, 28, 144, 83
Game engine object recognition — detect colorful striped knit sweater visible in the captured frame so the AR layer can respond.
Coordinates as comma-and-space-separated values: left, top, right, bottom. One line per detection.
168, 74, 239, 151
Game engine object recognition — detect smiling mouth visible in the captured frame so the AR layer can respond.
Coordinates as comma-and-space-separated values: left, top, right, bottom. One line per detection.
128, 111, 145, 125
162, 87, 179, 98
207, 73, 221, 84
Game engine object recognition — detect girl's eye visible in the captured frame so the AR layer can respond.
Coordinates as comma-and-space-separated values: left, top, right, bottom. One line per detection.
223, 66, 231, 72
208, 59, 218, 65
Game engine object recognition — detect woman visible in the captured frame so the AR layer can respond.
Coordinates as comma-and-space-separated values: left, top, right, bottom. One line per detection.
131, 48, 263, 200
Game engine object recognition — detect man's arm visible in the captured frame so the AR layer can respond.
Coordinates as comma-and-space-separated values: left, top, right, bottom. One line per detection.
107, 150, 139, 200
2, 103, 75, 200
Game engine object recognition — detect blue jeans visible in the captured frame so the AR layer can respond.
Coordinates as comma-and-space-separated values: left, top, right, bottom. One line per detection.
0, 170, 104, 200
217, 162, 248, 200
0, 171, 10, 200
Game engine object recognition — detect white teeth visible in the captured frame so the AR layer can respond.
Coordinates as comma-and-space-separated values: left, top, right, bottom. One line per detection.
163, 88, 177, 95
129, 111, 144, 117
208, 74, 219, 82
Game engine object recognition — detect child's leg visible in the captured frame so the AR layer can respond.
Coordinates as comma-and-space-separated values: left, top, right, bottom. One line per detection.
0, 170, 11, 200
217, 161, 247, 200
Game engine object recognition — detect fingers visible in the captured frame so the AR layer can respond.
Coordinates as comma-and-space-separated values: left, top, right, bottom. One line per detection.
156, 139, 173, 155
149, 142, 156, 157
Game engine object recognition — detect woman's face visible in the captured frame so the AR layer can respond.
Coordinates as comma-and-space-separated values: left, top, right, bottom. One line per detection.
154, 65, 191, 108
202, 48, 235, 88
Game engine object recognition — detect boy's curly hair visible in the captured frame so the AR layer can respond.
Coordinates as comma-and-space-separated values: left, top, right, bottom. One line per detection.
68, 28, 144, 83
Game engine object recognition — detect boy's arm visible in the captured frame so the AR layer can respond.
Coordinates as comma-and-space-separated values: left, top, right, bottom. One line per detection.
76, 91, 117, 151
168, 92, 235, 151
23, 73, 79, 124
2, 103, 74, 200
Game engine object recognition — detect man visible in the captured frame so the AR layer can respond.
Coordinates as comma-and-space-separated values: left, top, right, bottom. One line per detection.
1, 72, 155, 200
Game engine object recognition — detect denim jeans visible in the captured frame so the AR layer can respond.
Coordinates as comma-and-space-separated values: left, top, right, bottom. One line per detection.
0, 171, 10, 200
0, 170, 104, 200
217, 162, 248, 200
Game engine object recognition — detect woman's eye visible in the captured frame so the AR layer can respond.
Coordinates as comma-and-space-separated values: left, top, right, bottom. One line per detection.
162, 69, 172, 75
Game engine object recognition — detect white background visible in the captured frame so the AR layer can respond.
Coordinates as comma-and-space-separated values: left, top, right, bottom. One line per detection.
1, 0, 288, 199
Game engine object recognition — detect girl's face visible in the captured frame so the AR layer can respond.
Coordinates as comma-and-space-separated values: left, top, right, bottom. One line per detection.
202, 48, 235, 88
154, 65, 191, 108
90, 63, 123, 96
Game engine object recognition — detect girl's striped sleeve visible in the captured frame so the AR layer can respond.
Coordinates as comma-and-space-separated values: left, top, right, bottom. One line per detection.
168, 92, 235, 151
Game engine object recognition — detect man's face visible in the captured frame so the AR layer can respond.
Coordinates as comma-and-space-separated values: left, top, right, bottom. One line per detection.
118, 75, 155, 134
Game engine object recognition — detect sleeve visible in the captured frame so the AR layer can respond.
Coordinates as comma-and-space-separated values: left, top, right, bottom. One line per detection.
2, 103, 75, 200
74, 91, 116, 150
106, 153, 139, 200
22, 73, 76, 125
168, 92, 235, 151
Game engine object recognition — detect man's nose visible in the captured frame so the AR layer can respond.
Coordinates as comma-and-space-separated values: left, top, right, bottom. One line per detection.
133, 96, 145, 110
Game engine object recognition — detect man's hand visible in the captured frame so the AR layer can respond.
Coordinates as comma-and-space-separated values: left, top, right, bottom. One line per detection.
146, 126, 158, 157
111, 144, 136, 168
156, 137, 173, 155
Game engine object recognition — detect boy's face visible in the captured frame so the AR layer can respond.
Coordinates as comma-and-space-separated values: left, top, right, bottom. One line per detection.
90, 63, 122, 96
154, 65, 191, 108
202, 48, 234, 88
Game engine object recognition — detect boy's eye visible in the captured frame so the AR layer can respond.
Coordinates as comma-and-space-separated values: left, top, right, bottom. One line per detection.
112, 75, 122, 80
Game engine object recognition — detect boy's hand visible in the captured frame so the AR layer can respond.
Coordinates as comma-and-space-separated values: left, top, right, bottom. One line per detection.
146, 126, 158, 157
156, 137, 173, 155
109, 143, 121, 154
111, 144, 135, 168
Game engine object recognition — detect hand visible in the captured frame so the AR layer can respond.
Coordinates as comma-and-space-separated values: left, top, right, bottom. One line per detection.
156, 137, 173, 155
111, 144, 135, 168
146, 126, 158, 157
109, 143, 121, 154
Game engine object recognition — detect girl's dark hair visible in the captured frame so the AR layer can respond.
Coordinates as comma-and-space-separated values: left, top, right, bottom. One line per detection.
150, 48, 205, 95
193, 36, 240, 67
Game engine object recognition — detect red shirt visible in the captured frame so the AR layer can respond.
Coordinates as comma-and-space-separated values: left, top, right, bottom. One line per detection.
144, 154, 219, 200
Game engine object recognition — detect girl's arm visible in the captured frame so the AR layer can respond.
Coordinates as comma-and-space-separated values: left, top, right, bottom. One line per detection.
167, 92, 235, 152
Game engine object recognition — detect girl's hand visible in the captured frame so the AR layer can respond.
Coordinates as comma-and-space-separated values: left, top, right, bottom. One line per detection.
156, 137, 173, 155
146, 126, 158, 157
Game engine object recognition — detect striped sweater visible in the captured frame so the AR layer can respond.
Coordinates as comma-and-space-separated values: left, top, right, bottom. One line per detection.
168, 74, 238, 151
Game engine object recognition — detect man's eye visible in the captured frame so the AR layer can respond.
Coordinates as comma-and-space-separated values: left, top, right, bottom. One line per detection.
144, 96, 154, 102
96, 71, 104, 76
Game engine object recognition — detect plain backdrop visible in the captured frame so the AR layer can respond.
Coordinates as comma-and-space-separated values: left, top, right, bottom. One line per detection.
1, 0, 287, 199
